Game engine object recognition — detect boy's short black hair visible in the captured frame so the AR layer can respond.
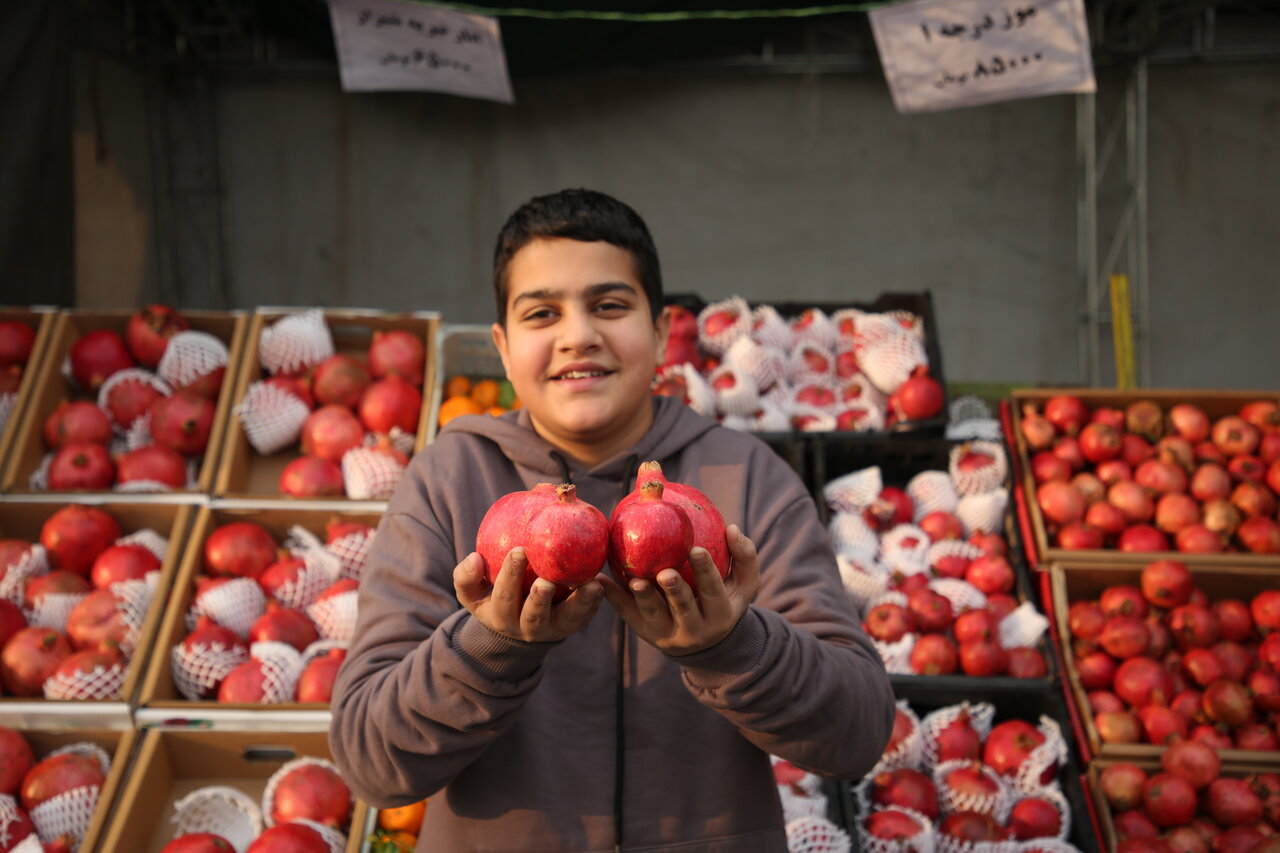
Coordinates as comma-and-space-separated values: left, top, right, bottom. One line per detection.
492, 189, 663, 325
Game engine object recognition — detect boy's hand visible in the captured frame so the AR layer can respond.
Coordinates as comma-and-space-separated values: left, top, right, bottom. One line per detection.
454, 547, 604, 643
600, 524, 761, 656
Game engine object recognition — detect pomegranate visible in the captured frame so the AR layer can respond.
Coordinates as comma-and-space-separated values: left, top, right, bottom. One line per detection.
1136, 459, 1188, 495
1190, 724, 1233, 750
19, 751, 106, 812
0, 727, 34, 797
1168, 604, 1220, 650
150, 391, 216, 455
0, 599, 24, 652
1232, 480, 1276, 518
258, 554, 307, 601
311, 354, 372, 408
1071, 471, 1106, 505
938, 810, 1004, 842
296, 647, 347, 703
1143, 773, 1197, 827
1076, 651, 1118, 690
516, 483, 609, 594
367, 330, 426, 383
1054, 436, 1086, 472
40, 505, 121, 576
954, 608, 997, 644
1227, 454, 1266, 483
68, 329, 134, 391
1203, 499, 1243, 539
1079, 422, 1122, 463
968, 531, 1007, 556
1095, 460, 1133, 487
1095, 710, 1141, 743
1044, 395, 1087, 435
265, 375, 314, 408
1168, 403, 1211, 441
1037, 481, 1085, 526
358, 375, 423, 435
870, 767, 939, 818
1181, 648, 1224, 687
984, 719, 1052, 784
958, 639, 1008, 676
1069, 601, 1106, 640
0, 322, 35, 367
942, 764, 999, 802
90, 543, 160, 589
886, 708, 916, 755
159, 834, 235, 853
1101, 585, 1148, 618
1123, 434, 1156, 468
279, 456, 345, 498
116, 444, 189, 489
1195, 441, 1227, 464
1202, 680, 1253, 726
608, 480, 693, 588
618, 462, 730, 578
1213, 827, 1266, 853
905, 588, 952, 634
1058, 522, 1104, 549
934, 713, 982, 762
1113, 656, 1174, 706
1208, 778, 1264, 827
1140, 560, 1193, 609
1238, 516, 1280, 554
908, 634, 957, 675
1021, 405, 1055, 450
1138, 705, 1187, 744
1008, 797, 1062, 839
269, 762, 351, 827
1127, 400, 1165, 442
1213, 416, 1260, 457
1110, 480, 1155, 523
47, 442, 115, 490
1235, 723, 1279, 750
964, 554, 1014, 595
894, 369, 944, 421
1160, 739, 1219, 790
919, 510, 964, 542
204, 522, 278, 580
1099, 762, 1148, 810
66, 588, 131, 652
1269, 460, 1280, 495
1263, 432, 1280, 463
862, 486, 914, 532
863, 810, 923, 842
249, 604, 319, 651
104, 376, 166, 430
1114, 814, 1160, 843
1086, 501, 1128, 536
1119, 526, 1170, 553
1211, 640, 1252, 682
1100, 617, 1151, 659
23, 571, 90, 611
1157, 435, 1195, 472
1212, 599, 1253, 641
300, 405, 365, 463
1176, 525, 1224, 554
245, 824, 331, 853
1155, 493, 1200, 534
42, 401, 112, 450
1031, 452, 1071, 484
125, 305, 189, 367
1241, 400, 1280, 432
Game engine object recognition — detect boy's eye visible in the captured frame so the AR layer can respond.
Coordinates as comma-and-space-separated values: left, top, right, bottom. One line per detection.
523, 308, 557, 322
595, 300, 630, 314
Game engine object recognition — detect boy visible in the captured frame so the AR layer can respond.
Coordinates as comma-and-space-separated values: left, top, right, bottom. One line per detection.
329, 189, 894, 852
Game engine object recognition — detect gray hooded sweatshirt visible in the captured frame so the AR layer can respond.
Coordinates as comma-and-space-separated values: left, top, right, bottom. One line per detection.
329, 396, 894, 852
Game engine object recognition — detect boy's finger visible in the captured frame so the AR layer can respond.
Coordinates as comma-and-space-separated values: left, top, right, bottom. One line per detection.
630, 578, 672, 628
453, 553, 489, 610
491, 547, 529, 612
688, 547, 731, 623
724, 525, 761, 603
555, 580, 605, 628
657, 569, 700, 629
519, 577, 556, 631
598, 574, 642, 622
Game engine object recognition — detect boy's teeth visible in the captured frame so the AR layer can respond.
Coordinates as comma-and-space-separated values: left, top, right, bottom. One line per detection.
560, 370, 605, 379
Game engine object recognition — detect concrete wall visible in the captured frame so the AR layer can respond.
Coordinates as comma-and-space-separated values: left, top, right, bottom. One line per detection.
76, 58, 1280, 387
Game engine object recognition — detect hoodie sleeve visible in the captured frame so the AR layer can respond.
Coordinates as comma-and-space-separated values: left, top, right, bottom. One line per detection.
328, 476, 559, 808
669, 451, 896, 781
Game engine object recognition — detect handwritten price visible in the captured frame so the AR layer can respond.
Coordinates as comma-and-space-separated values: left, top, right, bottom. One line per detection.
935, 51, 1045, 88
357, 9, 486, 46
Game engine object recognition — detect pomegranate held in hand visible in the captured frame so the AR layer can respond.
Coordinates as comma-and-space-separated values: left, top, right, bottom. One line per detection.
616, 461, 730, 579
475, 484, 559, 595
608, 481, 693, 584
521, 484, 609, 595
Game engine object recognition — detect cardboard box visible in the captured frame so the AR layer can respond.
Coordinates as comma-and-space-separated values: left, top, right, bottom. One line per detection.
1049, 558, 1280, 765
137, 504, 383, 726
214, 309, 439, 501
96, 729, 364, 853
430, 323, 507, 444
17, 727, 137, 853
1008, 388, 1280, 568
0, 502, 192, 729
0, 309, 248, 496
0, 308, 57, 489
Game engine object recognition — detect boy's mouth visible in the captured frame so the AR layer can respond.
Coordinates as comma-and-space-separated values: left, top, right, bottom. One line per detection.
551, 364, 613, 381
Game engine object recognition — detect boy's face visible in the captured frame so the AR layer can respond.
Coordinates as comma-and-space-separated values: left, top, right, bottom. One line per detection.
492, 237, 669, 462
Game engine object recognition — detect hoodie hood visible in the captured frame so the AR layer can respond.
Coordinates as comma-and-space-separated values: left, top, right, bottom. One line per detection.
439, 395, 719, 485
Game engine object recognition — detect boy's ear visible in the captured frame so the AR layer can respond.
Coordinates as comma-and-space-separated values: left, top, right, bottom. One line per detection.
491, 322, 512, 378
654, 305, 673, 362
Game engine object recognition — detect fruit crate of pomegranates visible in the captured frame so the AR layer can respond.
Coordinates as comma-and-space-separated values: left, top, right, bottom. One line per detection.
812, 434, 1058, 700
658, 292, 948, 440
0, 725, 138, 853
1050, 557, 1280, 768
835, 689, 1099, 852
1008, 389, 1280, 569
96, 728, 366, 853
0, 308, 58, 489
136, 504, 377, 729
0, 501, 193, 729
0, 308, 248, 497
214, 308, 439, 502
1087, 755, 1280, 853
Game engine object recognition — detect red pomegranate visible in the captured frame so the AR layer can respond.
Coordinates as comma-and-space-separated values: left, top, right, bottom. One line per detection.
265, 375, 314, 409
1037, 481, 1084, 526
300, 405, 364, 463
1213, 416, 1260, 457
620, 462, 730, 578
958, 639, 1008, 676
1100, 617, 1151, 659
1007, 647, 1047, 678
0, 623, 71, 696
47, 443, 116, 491
150, 391, 216, 455
0, 322, 35, 367
249, 603, 318, 651
125, 304, 189, 367
296, 647, 347, 703
357, 375, 423, 435
66, 588, 130, 652
160, 834, 235, 853
1008, 796, 1061, 839
870, 767, 939, 818
116, 444, 188, 489
0, 726, 34, 797
311, 354, 372, 408
279, 456, 344, 498
1100, 585, 1148, 618
1207, 778, 1264, 827
1168, 403, 1211, 442
104, 376, 166, 429
90, 543, 160, 589
1058, 522, 1104, 549
919, 510, 964, 542
68, 329, 134, 391
1113, 656, 1174, 707
1079, 422, 1122, 463
258, 555, 307, 601
608, 480, 692, 584
42, 401, 112, 450
217, 659, 272, 703
861, 486, 915, 532
1054, 436, 1086, 472
269, 762, 351, 828
1068, 601, 1106, 640
863, 810, 923, 842
863, 603, 915, 643
965, 554, 1014, 594
938, 810, 1005, 842
886, 708, 916, 755
894, 369, 944, 421
367, 329, 425, 384
19, 752, 106, 812
180, 617, 248, 699
1143, 772, 1197, 827
954, 608, 998, 644
1140, 559, 1193, 609
204, 522, 277, 580
1238, 516, 1280, 554
1155, 492, 1200, 534
40, 505, 121, 576
475, 484, 561, 594
1202, 680, 1253, 726
1118, 525, 1169, 553
1099, 762, 1147, 810
983, 719, 1052, 784
1044, 395, 1087, 435
245, 823, 332, 853
1095, 710, 1140, 744
1021, 405, 1055, 450
908, 634, 957, 675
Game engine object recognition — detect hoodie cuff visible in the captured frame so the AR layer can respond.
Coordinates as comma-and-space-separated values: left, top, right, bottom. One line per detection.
667, 606, 768, 688
451, 611, 560, 682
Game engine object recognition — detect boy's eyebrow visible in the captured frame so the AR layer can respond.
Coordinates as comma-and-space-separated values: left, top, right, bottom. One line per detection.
511, 282, 637, 306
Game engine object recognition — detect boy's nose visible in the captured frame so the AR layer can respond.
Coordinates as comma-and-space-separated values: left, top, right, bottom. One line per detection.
558, 307, 603, 351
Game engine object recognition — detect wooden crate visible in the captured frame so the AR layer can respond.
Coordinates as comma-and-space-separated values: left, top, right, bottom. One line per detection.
0, 308, 58, 489
96, 728, 365, 853
0, 502, 192, 729
214, 309, 439, 501
137, 504, 382, 724
1049, 558, 1280, 765
1008, 388, 1280, 568
0, 309, 248, 495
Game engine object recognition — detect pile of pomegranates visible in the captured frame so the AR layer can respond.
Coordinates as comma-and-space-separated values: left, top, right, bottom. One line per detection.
0, 504, 164, 701
37, 304, 227, 491
857, 699, 1079, 850
1020, 394, 1280, 555
828, 445, 1051, 679
239, 312, 427, 499
0, 725, 116, 851
1067, 558, 1280, 754
170, 516, 371, 705
652, 299, 944, 433
1095, 743, 1280, 852
0, 316, 38, 433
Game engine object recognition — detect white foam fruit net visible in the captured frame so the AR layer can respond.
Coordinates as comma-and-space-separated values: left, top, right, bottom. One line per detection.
751, 304, 793, 351
790, 308, 839, 352
1008, 786, 1072, 842
106, 579, 155, 657
341, 447, 402, 500
43, 656, 126, 701
0, 394, 15, 436
158, 331, 228, 390
873, 633, 916, 675
121, 414, 155, 453
828, 513, 879, 561
0, 793, 36, 850
1009, 717, 1069, 794
920, 703, 995, 768
779, 784, 829, 824
29, 743, 110, 846
378, 426, 416, 459
947, 419, 1006, 443
116, 528, 169, 562
307, 590, 358, 645
724, 335, 785, 392
244, 642, 304, 704
172, 785, 263, 850
786, 816, 850, 853
928, 578, 987, 613
833, 404, 885, 433
999, 603, 1050, 650
172, 632, 250, 701
326, 528, 374, 580
259, 309, 335, 377
861, 333, 928, 395
696, 296, 751, 356
823, 466, 882, 515
190, 578, 267, 639
96, 368, 172, 432
837, 555, 888, 615
788, 345, 835, 385
236, 381, 311, 455
932, 760, 1010, 820
873, 700, 924, 775
264, 530, 341, 611
708, 365, 760, 417
949, 442, 1008, 497
854, 806, 934, 853
261, 757, 351, 828
790, 406, 836, 433
0, 545, 49, 608
956, 490, 1008, 537
27, 592, 87, 630
752, 403, 792, 433
880, 525, 930, 569
907, 472, 960, 519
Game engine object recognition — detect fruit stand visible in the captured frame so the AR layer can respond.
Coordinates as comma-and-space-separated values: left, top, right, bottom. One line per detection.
0, 300, 1277, 853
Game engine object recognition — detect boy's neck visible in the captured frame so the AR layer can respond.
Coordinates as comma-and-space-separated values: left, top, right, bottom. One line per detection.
528, 405, 654, 470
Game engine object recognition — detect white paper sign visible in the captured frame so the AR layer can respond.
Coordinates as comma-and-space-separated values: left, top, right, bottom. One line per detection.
328, 0, 514, 103
869, 0, 1095, 113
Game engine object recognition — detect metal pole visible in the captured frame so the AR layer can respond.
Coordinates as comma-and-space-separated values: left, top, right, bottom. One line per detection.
1135, 58, 1151, 386
1077, 92, 1099, 386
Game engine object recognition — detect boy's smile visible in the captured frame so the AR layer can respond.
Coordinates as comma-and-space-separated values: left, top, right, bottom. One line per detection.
492, 237, 669, 466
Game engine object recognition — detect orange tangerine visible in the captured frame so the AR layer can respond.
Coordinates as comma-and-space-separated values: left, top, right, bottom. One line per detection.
470, 378, 501, 409
438, 396, 484, 426
369, 829, 417, 852
379, 800, 426, 833
484, 406, 507, 417
444, 375, 471, 399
